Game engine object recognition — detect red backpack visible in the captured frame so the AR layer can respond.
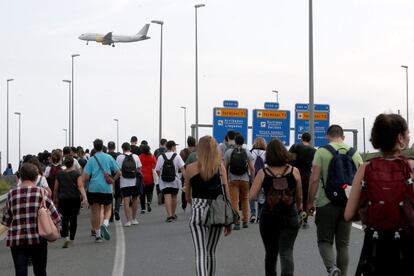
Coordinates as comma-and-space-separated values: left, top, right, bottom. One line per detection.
359, 157, 414, 234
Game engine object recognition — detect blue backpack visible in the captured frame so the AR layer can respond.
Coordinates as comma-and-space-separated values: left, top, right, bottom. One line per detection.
322, 144, 357, 206
252, 150, 265, 176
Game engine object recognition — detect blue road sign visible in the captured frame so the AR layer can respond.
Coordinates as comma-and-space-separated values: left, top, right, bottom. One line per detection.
264, 102, 279, 110
223, 100, 239, 108
213, 107, 248, 143
252, 109, 291, 145
294, 103, 330, 147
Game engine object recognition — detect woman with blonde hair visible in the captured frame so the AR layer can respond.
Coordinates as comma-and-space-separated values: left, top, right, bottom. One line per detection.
185, 135, 232, 276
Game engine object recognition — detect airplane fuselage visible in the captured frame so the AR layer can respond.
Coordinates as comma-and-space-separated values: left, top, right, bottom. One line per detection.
79, 34, 149, 44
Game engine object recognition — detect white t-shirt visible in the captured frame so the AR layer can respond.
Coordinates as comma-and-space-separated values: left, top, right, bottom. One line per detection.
155, 151, 185, 190
17, 175, 49, 189
116, 152, 142, 188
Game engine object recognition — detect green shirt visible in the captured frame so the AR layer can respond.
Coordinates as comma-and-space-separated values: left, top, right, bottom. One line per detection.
185, 152, 198, 166
312, 142, 363, 207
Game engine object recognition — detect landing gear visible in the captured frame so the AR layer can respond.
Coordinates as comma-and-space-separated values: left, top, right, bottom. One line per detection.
86, 41, 89, 45
112, 44, 115, 47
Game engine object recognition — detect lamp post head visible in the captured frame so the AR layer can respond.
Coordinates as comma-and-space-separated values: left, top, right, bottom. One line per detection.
401, 65, 408, 69
72, 54, 80, 58
272, 90, 278, 93
114, 119, 119, 122
14, 112, 21, 116
7, 78, 14, 82
63, 128, 67, 132
195, 4, 205, 8
63, 80, 71, 83
151, 20, 164, 25
180, 106, 186, 110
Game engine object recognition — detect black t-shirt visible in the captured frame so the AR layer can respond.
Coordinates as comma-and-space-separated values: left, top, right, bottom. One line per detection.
154, 147, 166, 159
190, 172, 223, 199
131, 145, 141, 156
56, 170, 81, 200
289, 143, 316, 175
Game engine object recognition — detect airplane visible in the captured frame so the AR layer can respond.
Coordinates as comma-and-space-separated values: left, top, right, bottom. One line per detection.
78, 24, 150, 47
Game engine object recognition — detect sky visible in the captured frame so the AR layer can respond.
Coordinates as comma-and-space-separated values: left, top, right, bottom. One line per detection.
1, 0, 414, 171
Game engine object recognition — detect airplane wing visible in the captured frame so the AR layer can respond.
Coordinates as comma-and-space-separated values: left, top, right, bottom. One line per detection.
102, 32, 113, 45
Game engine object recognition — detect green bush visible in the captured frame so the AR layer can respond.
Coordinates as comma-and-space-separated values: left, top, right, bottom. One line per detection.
0, 179, 11, 195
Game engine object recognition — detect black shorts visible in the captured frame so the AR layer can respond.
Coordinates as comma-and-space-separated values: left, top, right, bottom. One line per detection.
121, 186, 139, 197
162, 187, 179, 195
87, 192, 112, 206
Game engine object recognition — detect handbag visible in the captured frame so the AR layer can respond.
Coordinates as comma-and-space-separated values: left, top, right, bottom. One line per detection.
37, 193, 60, 242
93, 156, 114, 185
205, 173, 238, 227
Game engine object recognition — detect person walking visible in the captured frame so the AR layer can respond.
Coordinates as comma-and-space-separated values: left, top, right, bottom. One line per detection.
249, 137, 267, 223
345, 114, 414, 276
289, 132, 316, 228
107, 141, 121, 221
180, 136, 197, 211
308, 125, 363, 276
82, 139, 121, 242
249, 139, 302, 276
54, 156, 87, 248
116, 142, 142, 226
185, 135, 232, 276
139, 144, 157, 213
3, 163, 14, 175
1, 163, 61, 276
155, 140, 185, 222
223, 134, 255, 230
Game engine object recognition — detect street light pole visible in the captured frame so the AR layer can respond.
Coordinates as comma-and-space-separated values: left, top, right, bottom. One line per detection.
14, 112, 21, 164
308, 0, 315, 147
6, 78, 14, 166
180, 106, 187, 147
402, 65, 409, 127
151, 20, 164, 144
272, 90, 279, 103
114, 119, 119, 151
195, 4, 205, 141
63, 80, 72, 146
71, 54, 80, 146
63, 128, 68, 147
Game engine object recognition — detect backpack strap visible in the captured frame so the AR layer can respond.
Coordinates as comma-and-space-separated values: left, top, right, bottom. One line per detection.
322, 144, 337, 156
265, 166, 290, 178
170, 153, 177, 161
346, 147, 356, 158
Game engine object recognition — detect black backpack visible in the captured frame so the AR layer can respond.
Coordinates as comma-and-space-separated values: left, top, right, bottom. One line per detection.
121, 154, 137, 179
161, 153, 177, 182
229, 148, 248, 175
322, 145, 357, 206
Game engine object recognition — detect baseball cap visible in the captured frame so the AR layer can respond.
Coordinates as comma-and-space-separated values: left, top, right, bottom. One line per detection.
166, 140, 179, 149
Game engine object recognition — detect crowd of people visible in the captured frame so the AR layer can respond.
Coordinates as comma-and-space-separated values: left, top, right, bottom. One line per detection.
1, 113, 414, 276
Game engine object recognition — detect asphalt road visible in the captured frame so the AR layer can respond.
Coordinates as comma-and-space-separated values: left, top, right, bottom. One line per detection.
0, 199, 364, 276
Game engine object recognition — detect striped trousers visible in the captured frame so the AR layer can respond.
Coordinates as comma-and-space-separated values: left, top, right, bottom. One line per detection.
189, 198, 223, 276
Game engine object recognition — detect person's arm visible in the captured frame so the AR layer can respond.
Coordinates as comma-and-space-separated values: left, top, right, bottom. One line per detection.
45, 193, 61, 226
249, 169, 265, 201
53, 179, 59, 204
77, 175, 88, 206
344, 163, 366, 221
292, 167, 303, 212
307, 165, 321, 214
1, 193, 12, 227
220, 164, 232, 237
248, 159, 255, 179
184, 164, 193, 203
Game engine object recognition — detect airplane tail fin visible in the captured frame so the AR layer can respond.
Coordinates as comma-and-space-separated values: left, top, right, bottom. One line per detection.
137, 24, 150, 36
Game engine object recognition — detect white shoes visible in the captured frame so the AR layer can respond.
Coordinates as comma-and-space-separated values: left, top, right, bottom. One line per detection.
131, 219, 139, 225
124, 221, 131, 227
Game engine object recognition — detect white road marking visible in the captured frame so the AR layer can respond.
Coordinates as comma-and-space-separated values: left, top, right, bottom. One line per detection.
112, 220, 125, 276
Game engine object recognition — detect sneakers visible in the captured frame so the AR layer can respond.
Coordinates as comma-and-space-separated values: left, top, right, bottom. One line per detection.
166, 217, 174, 223
100, 224, 111, 240
147, 203, 152, 212
242, 222, 249, 229
233, 224, 241, 230
249, 215, 256, 223
140, 210, 146, 214
131, 219, 139, 225
114, 211, 120, 221
173, 214, 178, 220
62, 239, 70, 248
328, 266, 341, 276
302, 222, 310, 229
95, 236, 103, 243
91, 229, 96, 237
124, 221, 131, 227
